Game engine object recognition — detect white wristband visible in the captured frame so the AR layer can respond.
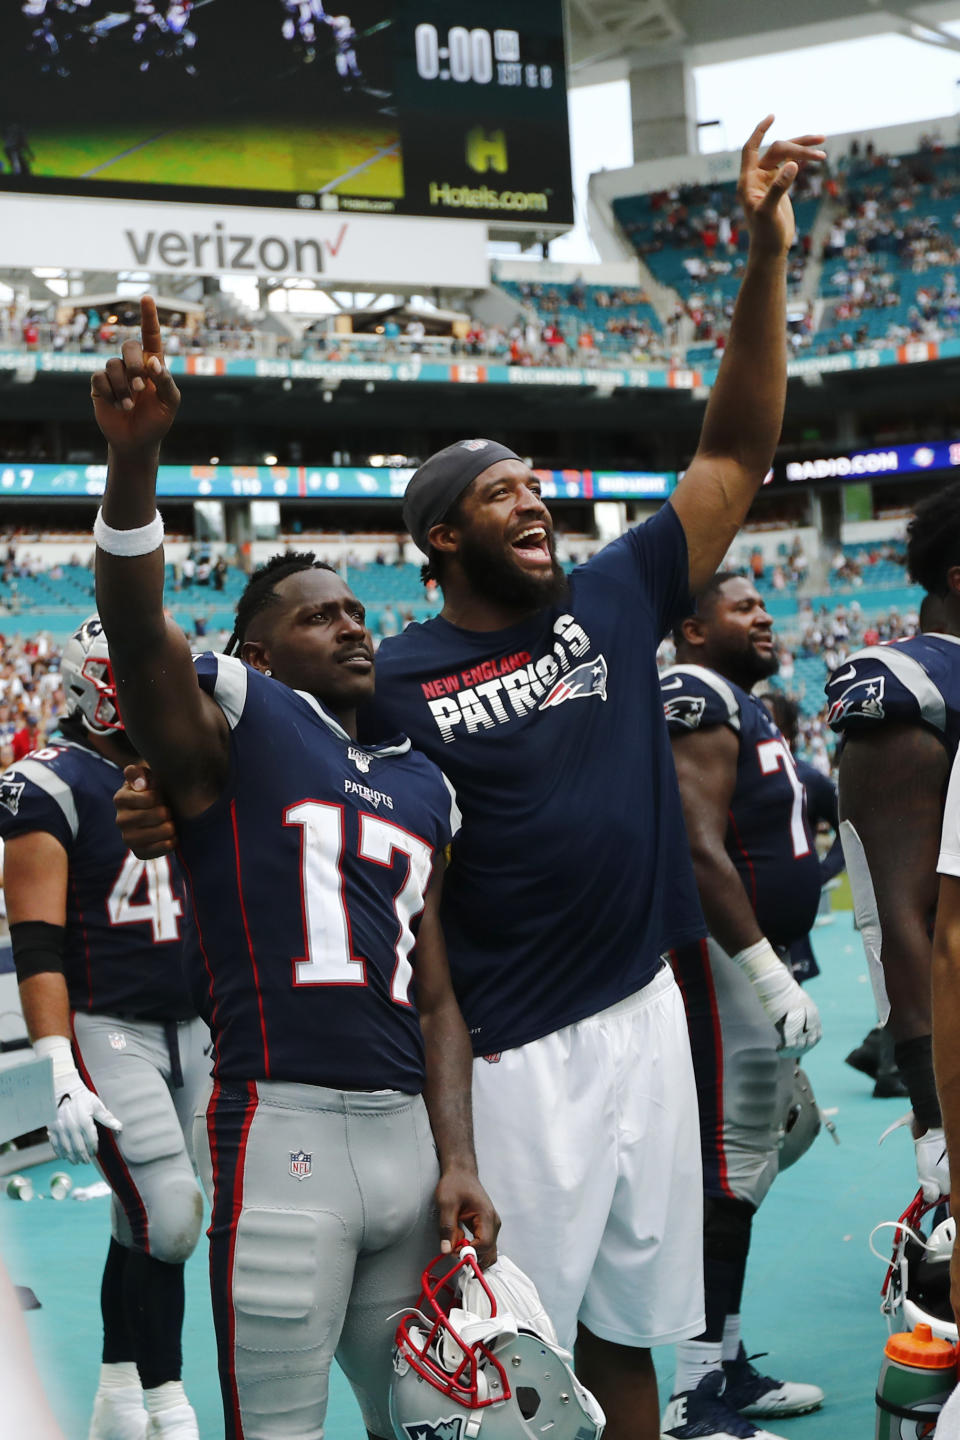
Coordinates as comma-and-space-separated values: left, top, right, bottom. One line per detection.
731, 937, 782, 979
34, 1033, 80, 1083
94, 507, 164, 557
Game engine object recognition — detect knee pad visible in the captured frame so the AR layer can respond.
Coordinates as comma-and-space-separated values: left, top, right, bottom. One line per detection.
703, 1194, 754, 1266
146, 1174, 203, 1264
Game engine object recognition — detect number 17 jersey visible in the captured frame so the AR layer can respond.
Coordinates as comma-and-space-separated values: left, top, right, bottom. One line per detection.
179, 655, 460, 1094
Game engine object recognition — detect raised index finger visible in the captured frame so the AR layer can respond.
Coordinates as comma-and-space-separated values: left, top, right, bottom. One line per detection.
742, 114, 775, 161
140, 295, 164, 363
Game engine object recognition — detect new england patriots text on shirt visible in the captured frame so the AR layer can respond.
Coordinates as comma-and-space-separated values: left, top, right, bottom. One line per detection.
420, 614, 604, 743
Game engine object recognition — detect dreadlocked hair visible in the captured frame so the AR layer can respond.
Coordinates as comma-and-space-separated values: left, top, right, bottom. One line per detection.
906, 482, 960, 596
225, 552, 339, 655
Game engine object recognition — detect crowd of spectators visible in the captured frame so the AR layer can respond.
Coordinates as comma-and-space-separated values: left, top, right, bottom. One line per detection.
816, 132, 960, 352
1, 295, 671, 372
0, 631, 64, 768
828, 542, 907, 586
2, 302, 269, 360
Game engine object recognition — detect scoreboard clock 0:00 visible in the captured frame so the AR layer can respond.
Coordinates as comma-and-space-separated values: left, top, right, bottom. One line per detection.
396, 0, 574, 228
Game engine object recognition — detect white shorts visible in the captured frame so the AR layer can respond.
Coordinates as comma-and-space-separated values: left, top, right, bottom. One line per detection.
471, 963, 704, 1351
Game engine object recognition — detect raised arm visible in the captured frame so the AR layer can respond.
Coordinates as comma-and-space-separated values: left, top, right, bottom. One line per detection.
92, 298, 228, 817
670, 117, 826, 592
415, 865, 499, 1267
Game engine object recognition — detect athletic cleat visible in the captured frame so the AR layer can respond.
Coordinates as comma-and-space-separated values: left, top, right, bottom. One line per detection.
144, 1403, 199, 1440
722, 1345, 824, 1418
661, 1370, 788, 1439
88, 1388, 148, 1440
845, 1025, 883, 1078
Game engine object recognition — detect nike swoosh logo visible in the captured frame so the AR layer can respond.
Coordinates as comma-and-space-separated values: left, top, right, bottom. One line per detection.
830, 665, 857, 685
661, 677, 685, 690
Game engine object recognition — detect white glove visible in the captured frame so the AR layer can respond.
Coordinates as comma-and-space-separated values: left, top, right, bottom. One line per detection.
732, 939, 822, 1055
34, 1035, 122, 1165
916, 1125, 950, 1204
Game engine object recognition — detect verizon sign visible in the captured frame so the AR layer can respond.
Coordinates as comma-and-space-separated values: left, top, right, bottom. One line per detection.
0, 194, 488, 290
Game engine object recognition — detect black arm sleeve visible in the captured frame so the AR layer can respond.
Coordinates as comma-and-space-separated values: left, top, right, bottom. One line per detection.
10, 921, 66, 983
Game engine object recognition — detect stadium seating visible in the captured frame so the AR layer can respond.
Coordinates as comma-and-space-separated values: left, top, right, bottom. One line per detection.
495, 279, 662, 359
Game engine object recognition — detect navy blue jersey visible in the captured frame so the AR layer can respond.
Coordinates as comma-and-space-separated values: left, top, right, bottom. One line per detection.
178, 654, 459, 1092
364, 503, 705, 1057
0, 739, 194, 1020
826, 634, 960, 759
661, 665, 822, 948
796, 758, 844, 885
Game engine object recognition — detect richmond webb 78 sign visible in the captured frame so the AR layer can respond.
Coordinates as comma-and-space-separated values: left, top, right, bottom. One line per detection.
2, 0, 573, 232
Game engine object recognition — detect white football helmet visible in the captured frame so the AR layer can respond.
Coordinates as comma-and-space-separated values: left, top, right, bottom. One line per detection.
882, 1189, 957, 1343
390, 1248, 605, 1440
778, 1065, 822, 1172
60, 616, 122, 734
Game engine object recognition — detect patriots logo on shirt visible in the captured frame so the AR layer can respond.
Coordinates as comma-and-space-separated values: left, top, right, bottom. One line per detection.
826, 674, 885, 726
539, 655, 608, 710
0, 777, 24, 816
663, 694, 707, 730
401, 1420, 464, 1440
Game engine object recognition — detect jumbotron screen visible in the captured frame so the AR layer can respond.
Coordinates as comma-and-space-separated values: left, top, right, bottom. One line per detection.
2, 1, 573, 227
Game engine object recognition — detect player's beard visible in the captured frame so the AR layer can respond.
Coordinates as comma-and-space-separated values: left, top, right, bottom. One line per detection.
744, 639, 780, 684
457, 527, 569, 615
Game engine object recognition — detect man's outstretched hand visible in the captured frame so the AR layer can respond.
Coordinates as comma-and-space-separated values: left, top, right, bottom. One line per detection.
90, 296, 181, 455
739, 115, 826, 257
115, 763, 179, 859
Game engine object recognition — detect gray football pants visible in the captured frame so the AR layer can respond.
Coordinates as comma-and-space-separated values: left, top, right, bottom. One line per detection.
72, 1011, 210, 1261
197, 1080, 440, 1440
673, 937, 795, 1208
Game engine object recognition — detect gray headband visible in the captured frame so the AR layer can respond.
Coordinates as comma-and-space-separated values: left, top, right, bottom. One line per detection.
402, 439, 520, 553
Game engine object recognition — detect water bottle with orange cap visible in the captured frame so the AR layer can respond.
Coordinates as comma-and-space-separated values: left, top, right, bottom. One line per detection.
876, 1323, 958, 1438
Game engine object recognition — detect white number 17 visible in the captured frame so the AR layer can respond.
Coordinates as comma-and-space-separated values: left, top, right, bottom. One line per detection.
284, 800, 434, 1006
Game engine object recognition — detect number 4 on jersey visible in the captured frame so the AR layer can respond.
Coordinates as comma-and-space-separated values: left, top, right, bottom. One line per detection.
108, 854, 183, 943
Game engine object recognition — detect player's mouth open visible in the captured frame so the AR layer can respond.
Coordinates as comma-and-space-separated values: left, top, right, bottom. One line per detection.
511, 526, 552, 566
339, 649, 374, 669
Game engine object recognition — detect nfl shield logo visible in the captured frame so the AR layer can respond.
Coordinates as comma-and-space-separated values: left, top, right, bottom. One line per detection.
289, 1150, 312, 1181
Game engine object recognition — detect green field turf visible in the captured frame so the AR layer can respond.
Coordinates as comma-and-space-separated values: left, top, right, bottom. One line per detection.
31, 123, 403, 197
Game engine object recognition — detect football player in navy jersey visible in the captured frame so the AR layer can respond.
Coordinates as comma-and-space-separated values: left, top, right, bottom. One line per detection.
90, 302, 498, 1440
0, 616, 207, 1440
828, 487, 960, 1207
761, 692, 845, 986
660, 573, 824, 1440
113, 119, 827, 1440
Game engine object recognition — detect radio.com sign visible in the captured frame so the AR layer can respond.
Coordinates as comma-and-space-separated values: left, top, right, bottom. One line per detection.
785, 439, 960, 483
